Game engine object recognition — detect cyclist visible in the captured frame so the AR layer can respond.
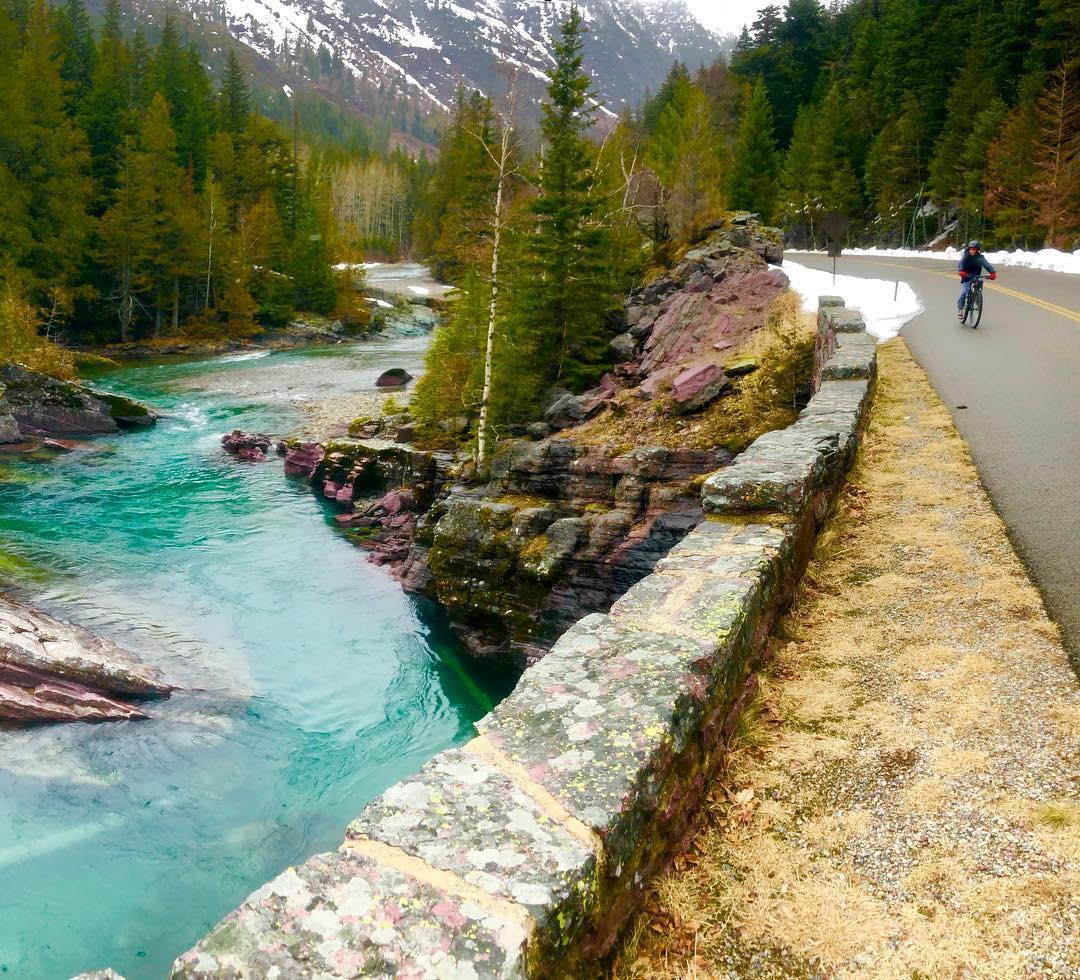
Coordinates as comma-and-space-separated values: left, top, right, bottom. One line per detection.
957, 240, 997, 319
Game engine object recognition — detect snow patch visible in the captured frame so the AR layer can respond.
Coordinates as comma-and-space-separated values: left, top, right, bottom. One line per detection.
778, 260, 924, 342
790, 247, 1080, 276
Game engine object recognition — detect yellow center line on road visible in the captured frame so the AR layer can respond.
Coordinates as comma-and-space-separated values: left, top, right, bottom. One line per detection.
824, 257, 1080, 326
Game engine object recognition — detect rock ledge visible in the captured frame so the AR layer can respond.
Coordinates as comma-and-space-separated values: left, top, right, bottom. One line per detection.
0, 594, 170, 723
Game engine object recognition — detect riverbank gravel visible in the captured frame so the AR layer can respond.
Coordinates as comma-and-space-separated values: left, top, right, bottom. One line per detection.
297, 390, 409, 442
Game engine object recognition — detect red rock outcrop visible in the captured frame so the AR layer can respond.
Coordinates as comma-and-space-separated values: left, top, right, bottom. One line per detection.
282, 216, 790, 667
0, 594, 171, 723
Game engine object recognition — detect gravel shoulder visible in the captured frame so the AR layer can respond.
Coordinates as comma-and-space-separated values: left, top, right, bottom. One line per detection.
616, 338, 1080, 978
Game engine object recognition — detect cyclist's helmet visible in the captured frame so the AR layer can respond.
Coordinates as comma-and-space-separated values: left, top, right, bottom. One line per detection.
967, 240, 982, 251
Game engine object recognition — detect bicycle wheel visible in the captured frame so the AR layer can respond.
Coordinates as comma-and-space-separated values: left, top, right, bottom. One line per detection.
961, 292, 974, 325
971, 289, 983, 328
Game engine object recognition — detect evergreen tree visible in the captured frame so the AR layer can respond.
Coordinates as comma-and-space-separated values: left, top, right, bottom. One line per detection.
989, 0, 1040, 98
288, 176, 337, 314
960, 97, 1009, 235
865, 94, 926, 237
180, 45, 214, 187
650, 82, 726, 241
929, 21, 995, 211
984, 79, 1042, 245
779, 103, 817, 241
100, 94, 197, 339
54, 0, 96, 103
129, 27, 152, 110
640, 61, 690, 135
150, 16, 211, 186
1032, 0, 1080, 72
523, 5, 614, 390
728, 78, 781, 222
809, 82, 863, 223
0, 7, 32, 277
1029, 60, 1080, 245
5, 0, 93, 302
219, 49, 252, 137
82, 0, 131, 194
417, 90, 499, 283
411, 267, 486, 434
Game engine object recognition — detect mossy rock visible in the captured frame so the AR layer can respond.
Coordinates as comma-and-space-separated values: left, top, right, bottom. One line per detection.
724, 357, 760, 378
98, 392, 155, 426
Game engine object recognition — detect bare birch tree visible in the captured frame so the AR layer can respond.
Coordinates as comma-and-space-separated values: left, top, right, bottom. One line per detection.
474, 75, 527, 463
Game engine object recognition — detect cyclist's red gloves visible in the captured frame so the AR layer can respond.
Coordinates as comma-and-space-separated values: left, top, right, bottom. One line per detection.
989, 272, 997, 280
959, 271, 969, 278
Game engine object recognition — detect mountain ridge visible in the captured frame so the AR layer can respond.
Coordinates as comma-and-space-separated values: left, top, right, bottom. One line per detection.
168, 0, 730, 116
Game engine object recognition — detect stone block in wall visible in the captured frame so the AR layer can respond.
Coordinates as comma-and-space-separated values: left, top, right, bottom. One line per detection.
814, 296, 846, 347
346, 745, 598, 955
821, 306, 867, 333
170, 845, 531, 979
476, 613, 719, 876
821, 332, 877, 382
700, 425, 844, 515
801, 378, 872, 420
727, 300, 875, 517
797, 379, 872, 462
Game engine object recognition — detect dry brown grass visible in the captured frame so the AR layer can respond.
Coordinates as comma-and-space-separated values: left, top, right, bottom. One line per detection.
613, 339, 1080, 979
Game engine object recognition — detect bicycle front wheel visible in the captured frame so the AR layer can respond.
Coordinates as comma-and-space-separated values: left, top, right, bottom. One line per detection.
971, 290, 983, 328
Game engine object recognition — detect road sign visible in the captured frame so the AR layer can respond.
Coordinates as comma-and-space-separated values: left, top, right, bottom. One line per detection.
821, 211, 849, 255
821, 211, 849, 280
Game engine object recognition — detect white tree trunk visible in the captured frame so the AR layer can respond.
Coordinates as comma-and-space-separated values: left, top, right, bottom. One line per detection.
476, 93, 518, 463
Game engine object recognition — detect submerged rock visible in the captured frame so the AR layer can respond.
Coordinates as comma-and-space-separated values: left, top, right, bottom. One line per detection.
0, 593, 170, 723
0, 363, 157, 439
221, 430, 273, 461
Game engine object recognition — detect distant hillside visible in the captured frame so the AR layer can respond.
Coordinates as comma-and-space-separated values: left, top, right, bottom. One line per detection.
153, 0, 731, 117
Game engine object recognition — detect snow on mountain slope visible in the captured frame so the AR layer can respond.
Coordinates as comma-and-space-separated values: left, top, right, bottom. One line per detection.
180, 0, 726, 114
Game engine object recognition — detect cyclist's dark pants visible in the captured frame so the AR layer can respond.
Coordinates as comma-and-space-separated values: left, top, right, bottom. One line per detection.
958, 278, 976, 310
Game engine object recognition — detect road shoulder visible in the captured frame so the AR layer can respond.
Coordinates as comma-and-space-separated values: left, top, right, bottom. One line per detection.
615, 338, 1080, 978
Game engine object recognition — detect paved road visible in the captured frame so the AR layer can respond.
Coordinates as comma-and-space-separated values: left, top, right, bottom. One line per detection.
792, 252, 1080, 664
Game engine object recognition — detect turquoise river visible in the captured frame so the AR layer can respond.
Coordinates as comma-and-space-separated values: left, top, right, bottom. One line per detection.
0, 337, 515, 978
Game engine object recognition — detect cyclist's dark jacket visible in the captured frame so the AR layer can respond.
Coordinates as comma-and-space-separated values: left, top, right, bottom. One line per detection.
958, 251, 995, 276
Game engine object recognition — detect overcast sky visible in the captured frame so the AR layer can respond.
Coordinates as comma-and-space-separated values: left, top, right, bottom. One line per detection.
684, 0, 772, 36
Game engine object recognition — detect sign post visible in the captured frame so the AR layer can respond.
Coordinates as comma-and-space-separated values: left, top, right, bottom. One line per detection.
821, 211, 849, 284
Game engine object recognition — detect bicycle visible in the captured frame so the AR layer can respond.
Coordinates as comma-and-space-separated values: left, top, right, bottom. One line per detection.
960, 275, 991, 328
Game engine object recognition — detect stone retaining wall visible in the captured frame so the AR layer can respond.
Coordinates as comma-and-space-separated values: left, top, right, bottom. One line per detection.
170, 297, 877, 980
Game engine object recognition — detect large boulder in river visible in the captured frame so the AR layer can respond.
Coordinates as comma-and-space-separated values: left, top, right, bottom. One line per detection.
0, 593, 171, 723
0, 363, 157, 439
375, 368, 413, 388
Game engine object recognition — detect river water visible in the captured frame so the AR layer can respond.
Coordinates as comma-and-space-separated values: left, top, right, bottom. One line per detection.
0, 335, 513, 978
